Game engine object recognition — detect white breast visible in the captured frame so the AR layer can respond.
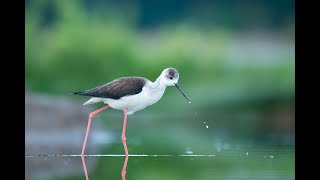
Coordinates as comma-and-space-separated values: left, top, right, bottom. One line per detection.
104, 83, 166, 115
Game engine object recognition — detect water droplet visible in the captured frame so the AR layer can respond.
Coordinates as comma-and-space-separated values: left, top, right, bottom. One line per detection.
206, 125, 209, 128
246, 152, 249, 156
270, 155, 274, 158
185, 147, 193, 155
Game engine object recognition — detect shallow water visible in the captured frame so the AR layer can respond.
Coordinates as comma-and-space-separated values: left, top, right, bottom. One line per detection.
26, 110, 294, 180
26, 146, 294, 180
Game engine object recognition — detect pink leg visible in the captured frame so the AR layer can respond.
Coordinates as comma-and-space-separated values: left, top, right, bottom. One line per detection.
121, 108, 129, 180
81, 105, 110, 180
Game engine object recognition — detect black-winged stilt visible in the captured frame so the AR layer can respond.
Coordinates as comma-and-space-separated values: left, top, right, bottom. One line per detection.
71, 67, 190, 180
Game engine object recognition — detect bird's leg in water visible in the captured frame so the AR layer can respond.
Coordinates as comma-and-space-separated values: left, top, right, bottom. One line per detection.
81, 105, 110, 180
121, 108, 129, 180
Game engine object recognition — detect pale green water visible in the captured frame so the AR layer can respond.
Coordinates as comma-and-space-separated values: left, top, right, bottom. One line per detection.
26, 112, 295, 180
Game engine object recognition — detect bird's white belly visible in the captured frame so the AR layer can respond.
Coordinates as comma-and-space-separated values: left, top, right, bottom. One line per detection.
104, 87, 165, 115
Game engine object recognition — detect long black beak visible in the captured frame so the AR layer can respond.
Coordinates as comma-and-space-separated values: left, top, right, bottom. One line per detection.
174, 83, 191, 103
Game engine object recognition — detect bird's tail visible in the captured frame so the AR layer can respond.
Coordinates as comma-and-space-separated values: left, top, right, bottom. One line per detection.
69, 92, 103, 105
83, 97, 103, 105
68, 92, 84, 95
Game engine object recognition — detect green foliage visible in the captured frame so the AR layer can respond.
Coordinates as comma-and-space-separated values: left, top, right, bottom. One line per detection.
25, 1, 294, 110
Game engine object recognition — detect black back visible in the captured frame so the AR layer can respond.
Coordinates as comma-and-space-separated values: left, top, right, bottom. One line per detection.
71, 77, 147, 99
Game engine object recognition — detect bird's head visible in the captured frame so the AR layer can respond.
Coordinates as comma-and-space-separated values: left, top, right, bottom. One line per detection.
159, 67, 191, 103
160, 67, 180, 86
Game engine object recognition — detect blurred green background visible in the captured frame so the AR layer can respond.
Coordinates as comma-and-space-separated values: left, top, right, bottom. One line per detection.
25, 0, 294, 179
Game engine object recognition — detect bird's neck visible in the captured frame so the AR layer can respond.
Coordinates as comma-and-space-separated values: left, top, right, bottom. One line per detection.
152, 76, 167, 90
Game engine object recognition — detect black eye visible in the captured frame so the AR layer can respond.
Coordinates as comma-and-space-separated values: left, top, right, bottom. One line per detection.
169, 76, 173, 80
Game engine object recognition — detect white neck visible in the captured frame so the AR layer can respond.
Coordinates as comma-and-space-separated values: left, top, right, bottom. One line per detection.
150, 76, 167, 89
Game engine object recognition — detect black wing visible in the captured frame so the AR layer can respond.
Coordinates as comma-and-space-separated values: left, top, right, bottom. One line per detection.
71, 77, 147, 99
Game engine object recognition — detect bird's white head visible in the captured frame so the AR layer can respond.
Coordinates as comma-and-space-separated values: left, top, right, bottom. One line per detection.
158, 67, 191, 103
159, 67, 180, 86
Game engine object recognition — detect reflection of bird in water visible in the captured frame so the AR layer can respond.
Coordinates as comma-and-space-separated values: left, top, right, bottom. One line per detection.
71, 67, 191, 180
